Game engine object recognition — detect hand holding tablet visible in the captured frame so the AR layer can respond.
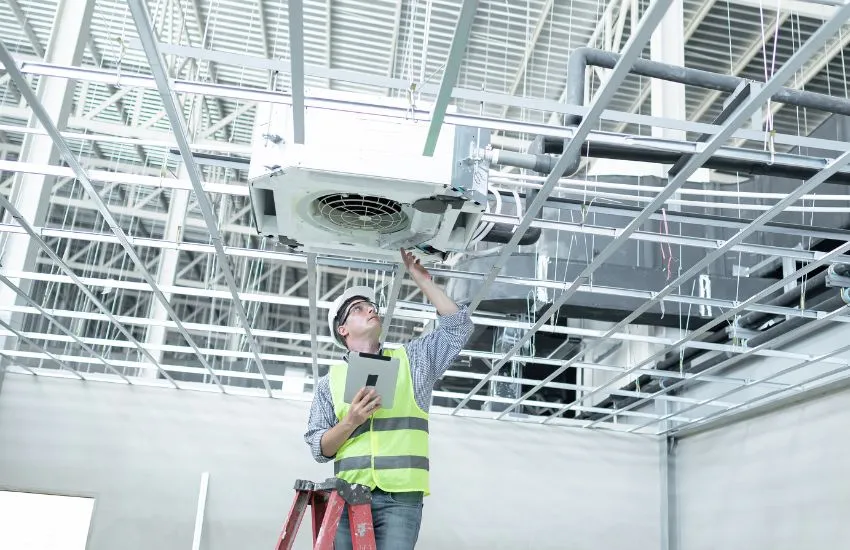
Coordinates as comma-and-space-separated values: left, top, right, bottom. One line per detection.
344, 386, 382, 426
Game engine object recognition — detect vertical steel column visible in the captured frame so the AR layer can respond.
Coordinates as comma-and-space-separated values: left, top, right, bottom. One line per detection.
659, 430, 677, 549
307, 253, 319, 384
656, 385, 678, 550
648, 0, 686, 383
143, 95, 201, 376
0, 0, 94, 384
649, 0, 685, 142
143, 186, 190, 373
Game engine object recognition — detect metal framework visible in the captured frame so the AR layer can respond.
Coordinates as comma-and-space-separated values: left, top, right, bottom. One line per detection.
1, 0, 850, 436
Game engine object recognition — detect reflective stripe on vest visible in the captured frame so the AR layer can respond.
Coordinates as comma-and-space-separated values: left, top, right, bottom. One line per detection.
334, 455, 430, 474
348, 416, 429, 440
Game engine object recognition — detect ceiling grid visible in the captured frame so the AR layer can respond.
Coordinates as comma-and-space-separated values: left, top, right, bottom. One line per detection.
1, 0, 850, 435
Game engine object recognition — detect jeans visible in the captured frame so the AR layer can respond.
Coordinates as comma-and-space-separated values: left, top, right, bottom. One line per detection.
334, 488, 423, 550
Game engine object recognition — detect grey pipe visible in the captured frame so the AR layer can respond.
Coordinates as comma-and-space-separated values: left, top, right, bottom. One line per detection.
565, 47, 850, 126
485, 131, 850, 185
488, 149, 563, 174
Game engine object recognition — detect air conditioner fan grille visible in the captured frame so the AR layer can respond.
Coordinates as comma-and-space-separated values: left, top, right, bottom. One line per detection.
314, 193, 408, 233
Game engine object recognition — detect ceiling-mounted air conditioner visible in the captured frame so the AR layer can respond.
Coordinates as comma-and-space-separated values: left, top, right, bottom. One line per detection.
246, 90, 491, 263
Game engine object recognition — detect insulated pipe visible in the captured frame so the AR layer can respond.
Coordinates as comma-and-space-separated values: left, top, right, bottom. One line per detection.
564, 47, 850, 127
478, 224, 542, 246
486, 149, 562, 174
485, 119, 583, 183
483, 137, 850, 185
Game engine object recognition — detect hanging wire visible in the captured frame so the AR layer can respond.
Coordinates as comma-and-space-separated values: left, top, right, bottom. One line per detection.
756, 0, 780, 162
840, 26, 849, 100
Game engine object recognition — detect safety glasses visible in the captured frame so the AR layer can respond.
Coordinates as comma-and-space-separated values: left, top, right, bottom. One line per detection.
337, 299, 379, 326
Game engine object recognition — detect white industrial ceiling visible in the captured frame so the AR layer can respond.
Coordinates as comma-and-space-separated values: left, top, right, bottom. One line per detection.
2, 0, 850, 436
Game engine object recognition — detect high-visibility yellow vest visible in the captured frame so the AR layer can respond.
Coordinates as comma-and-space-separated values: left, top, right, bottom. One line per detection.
328, 346, 430, 495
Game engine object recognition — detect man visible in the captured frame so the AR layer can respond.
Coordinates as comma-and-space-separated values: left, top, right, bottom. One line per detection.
304, 248, 474, 549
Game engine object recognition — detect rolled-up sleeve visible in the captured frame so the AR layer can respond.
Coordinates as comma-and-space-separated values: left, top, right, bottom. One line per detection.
303, 376, 337, 463
407, 305, 474, 390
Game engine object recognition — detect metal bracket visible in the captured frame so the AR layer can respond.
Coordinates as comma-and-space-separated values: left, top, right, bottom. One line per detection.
669, 80, 752, 177
376, 230, 436, 250
698, 274, 712, 317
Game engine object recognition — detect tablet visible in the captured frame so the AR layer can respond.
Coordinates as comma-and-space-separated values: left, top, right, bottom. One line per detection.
343, 351, 400, 410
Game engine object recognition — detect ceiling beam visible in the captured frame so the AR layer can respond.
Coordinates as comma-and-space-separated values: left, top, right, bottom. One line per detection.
4, 0, 45, 58
727, 0, 835, 20
16, 53, 850, 154
0, 33, 224, 392
422, 0, 478, 155
536, 5, 850, 424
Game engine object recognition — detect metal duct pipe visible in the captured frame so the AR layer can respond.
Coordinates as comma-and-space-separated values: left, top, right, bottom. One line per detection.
564, 47, 850, 127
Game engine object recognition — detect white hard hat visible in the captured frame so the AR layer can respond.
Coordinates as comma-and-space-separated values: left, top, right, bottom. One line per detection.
327, 285, 377, 349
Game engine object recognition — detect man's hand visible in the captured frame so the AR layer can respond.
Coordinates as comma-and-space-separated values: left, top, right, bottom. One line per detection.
344, 387, 381, 427
399, 247, 458, 316
400, 247, 432, 283
319, 386, 381, 458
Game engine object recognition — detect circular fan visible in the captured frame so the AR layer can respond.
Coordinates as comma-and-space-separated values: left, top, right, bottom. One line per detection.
313, 193, 409, 234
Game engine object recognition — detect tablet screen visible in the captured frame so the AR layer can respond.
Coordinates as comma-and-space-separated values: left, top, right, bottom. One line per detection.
344, 352, 400, 409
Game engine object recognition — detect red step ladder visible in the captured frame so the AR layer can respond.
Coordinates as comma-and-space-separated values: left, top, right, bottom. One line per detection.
275, 478, 376, 550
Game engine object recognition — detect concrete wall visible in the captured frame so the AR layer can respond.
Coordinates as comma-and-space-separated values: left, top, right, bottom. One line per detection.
0, 374, 661, 550
675, 383, 850, 550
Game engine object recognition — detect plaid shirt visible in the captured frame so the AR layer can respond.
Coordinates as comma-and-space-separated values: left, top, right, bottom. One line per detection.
303, 305, 474, 462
